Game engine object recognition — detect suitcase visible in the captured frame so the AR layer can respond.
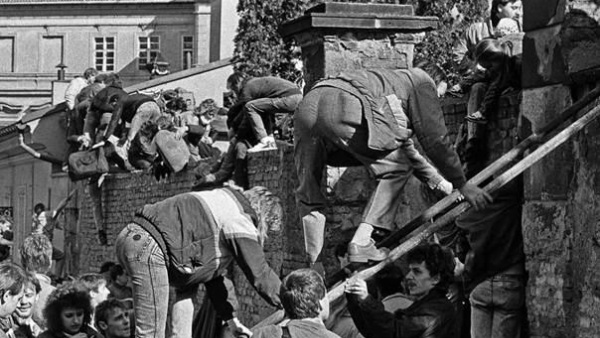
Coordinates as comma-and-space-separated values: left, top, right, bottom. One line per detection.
68, 147, 109, 181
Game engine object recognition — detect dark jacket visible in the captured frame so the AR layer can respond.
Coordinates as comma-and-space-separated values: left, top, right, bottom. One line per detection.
104, 94, 155, 139
479, 55, 522, 118
134, 187, 281, 320
347, 288, 456, 338
84, 84, 128, 136
456, 184, 525, 289
314, 68, 466, 189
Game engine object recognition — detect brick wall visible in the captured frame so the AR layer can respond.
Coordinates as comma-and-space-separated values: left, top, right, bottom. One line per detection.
72, 93, 521, 327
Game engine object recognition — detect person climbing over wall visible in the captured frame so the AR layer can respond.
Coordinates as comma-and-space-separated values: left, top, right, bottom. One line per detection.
294, 65, 492, 266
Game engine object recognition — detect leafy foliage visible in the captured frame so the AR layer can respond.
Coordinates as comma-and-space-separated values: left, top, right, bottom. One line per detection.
412, 0, 488, 85
233, 0, 314, 81
233, 0, 488, 85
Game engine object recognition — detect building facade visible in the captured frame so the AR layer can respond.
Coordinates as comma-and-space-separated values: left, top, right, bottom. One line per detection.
0, 0, 238, 125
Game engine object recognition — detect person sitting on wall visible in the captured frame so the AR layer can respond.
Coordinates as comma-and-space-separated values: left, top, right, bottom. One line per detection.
103, 93, 163, 165
32, 189, 76, 282
226, 72, 303, 152
345, 243, 457, 338
252, 268, 340, 338
451, 0, 522, 82
464, 38, 522, 124
294, 65, 492, 267
67, 73, 109, 156
115, 186, 282, 338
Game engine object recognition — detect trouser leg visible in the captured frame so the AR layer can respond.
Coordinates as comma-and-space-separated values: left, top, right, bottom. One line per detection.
117, 223, 170, 338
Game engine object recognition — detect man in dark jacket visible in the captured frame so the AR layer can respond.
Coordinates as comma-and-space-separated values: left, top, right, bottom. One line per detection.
227, 72, 303, 152
345, 243, 456, 338
80, 74, 128, 147
115, 186, 282, 338
295, 67, 492, 265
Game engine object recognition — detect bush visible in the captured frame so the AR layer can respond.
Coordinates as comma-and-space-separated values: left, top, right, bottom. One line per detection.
413, 0, 488, 85
232, 0, 489, 85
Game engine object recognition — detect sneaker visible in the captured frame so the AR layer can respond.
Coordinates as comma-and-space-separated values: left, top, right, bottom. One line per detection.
248, 139, 277, 153
465, 113, 488, 124
347, 239, 389, 263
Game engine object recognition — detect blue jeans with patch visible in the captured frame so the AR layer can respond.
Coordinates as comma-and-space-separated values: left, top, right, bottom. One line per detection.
116, 223, 195, 338
470, 274, 525, 338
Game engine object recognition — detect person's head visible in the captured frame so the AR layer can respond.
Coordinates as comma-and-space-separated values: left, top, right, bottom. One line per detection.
0, 215, 12, 233
20, 234, 53, 275
94, 299, 130, 338
83, 68, 99, 84
195, 98, 219, 119
0, 263, 27, 318
226, 72, 248, 97
105, 73, 122, 88
413, 59, 448, 97
491, 0, 522, 27
94, 73, 109, 85
99, 261, 117, 283
44, 281, 92, 335
242, 186, 282, 246
14, 271, 41, 320
77, 273, 110, 308
166, 97, 187, 113
474, 38, 511, 73
33, 203, 45, 216
280, 269, 329, 321
404, 243, 455, 299
109, 265, 128, 287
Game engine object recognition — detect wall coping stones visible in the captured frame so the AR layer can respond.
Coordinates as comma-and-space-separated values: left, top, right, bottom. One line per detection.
280, 3, 438, 39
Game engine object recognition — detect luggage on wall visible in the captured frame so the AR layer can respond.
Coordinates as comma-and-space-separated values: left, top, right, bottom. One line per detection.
154, 130, 190, 173
68, 147, 109, 181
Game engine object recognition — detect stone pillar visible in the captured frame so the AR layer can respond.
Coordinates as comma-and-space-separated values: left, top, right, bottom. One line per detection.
280, 2, 438, 89
279, 3, 439, 275
522, 1, 600, 337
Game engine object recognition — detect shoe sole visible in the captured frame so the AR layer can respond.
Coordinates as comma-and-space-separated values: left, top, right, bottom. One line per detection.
347, 254, 386, 263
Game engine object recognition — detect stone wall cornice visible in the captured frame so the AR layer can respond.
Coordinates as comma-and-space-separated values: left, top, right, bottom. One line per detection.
280, 3, 438, 40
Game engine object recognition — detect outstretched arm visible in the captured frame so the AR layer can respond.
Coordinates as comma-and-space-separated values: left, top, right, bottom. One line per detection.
51, 189, 77, 221
18, 133, 63, 165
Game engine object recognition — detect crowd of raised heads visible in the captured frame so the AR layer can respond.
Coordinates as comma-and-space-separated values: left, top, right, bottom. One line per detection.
0, 232, 135, 338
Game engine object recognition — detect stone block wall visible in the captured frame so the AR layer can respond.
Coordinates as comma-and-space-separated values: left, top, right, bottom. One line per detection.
522, 1, 600, 336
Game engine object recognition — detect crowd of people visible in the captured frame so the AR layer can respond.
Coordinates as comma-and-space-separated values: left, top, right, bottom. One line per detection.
0, 1, 529, 337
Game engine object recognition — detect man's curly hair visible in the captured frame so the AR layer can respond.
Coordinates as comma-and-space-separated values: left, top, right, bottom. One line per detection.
44, 281, 93, 334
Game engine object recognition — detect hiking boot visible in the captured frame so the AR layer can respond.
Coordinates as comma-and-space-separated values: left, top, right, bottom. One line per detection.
347, 240, 389, 263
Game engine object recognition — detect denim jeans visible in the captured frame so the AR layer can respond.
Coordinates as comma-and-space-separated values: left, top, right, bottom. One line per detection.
470, 274, 525, 338
116, 223, 195, 338
294, 86, 413, 262
246, 93, 302, 140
